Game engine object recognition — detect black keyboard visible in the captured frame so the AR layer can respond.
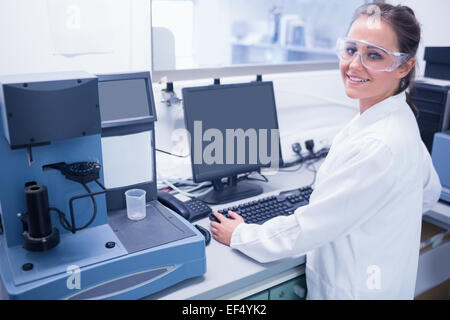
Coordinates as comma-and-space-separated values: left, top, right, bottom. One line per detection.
209, 186, 313, 224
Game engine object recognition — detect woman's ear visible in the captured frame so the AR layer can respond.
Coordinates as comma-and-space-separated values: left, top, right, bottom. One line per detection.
397, 57, 416, 79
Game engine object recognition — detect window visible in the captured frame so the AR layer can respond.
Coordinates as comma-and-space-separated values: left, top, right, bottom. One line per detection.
151, 0, 367, 73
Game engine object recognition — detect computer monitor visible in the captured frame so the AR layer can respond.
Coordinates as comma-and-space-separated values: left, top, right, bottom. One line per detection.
97, 72, 156, 129
96, 71, 157, 210
182, 81, 282, 204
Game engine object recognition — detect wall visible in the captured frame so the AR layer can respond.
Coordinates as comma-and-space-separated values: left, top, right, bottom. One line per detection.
2, 0, 448, 178
387, 0, 450, 76
0, 0, 150, 75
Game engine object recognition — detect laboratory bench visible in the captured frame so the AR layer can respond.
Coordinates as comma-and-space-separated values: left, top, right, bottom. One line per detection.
147, 163, 319, 300
146, 159, 450, 300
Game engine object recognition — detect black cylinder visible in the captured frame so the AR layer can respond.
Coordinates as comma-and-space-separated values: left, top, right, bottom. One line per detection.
166, 82, 174, 92
24, 184, 52, 238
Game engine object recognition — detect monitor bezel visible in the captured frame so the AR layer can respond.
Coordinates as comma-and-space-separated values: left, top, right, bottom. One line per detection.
96, 71, 157, 130
182, 81, 283, 183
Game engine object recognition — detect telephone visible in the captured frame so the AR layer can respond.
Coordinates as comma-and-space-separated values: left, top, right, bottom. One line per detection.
157, 190, 212, 222
157, 190, 212, 245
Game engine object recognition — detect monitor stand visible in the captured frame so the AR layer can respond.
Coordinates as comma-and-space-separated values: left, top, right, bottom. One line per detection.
198, 175, 263, 205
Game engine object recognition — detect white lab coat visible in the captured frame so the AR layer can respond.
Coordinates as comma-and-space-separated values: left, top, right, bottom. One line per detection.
230, 92, 442, 299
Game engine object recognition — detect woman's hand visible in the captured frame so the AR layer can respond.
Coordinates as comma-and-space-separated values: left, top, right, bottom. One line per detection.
210, 211, 245, 246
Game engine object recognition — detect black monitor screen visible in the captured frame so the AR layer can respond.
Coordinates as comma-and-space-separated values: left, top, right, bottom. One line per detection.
182, 81, 281, 183
98, 78, 151, 123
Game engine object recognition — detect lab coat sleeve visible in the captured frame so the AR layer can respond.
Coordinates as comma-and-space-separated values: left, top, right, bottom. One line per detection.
230, 138, 396, 263
421, 141, 441, 213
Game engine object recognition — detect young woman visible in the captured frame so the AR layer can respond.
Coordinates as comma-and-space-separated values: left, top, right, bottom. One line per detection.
210, 3, 442, 299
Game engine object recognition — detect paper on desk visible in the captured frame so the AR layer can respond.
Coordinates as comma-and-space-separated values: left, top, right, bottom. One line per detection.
101, 131, 153, 189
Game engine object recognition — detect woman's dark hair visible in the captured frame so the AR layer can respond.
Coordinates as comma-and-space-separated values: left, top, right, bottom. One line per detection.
351, 2, 421, 118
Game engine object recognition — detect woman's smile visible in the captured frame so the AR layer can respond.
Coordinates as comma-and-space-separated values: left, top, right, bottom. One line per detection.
346, 73, 371, 86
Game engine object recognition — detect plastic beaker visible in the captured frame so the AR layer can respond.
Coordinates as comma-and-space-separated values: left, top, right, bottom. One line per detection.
125, 189, 147, 221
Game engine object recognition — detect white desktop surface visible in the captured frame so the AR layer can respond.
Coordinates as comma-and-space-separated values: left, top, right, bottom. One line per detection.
146, 166, 318, 300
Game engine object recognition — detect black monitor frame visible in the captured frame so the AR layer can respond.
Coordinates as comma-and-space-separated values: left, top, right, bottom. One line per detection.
182, 81, 283, 204
97, 71, 157, 130
96, 71, 158, 211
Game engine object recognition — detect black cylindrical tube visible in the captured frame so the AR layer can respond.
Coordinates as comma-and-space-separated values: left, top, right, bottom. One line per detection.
24, 184, 52, 238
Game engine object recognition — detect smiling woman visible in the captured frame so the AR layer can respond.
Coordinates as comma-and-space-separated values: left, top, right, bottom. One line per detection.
210, 2, 442, 300
342, 2, 421, 115
340, 18, 411, 113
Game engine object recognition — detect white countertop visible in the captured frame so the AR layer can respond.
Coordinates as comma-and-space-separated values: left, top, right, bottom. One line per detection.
146, 165, 319, 300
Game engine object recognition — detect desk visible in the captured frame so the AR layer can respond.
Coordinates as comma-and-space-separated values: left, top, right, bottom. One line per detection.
146, 162, 320, 300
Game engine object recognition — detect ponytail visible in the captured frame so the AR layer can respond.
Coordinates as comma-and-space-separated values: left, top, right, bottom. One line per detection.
405, 91, 419, 118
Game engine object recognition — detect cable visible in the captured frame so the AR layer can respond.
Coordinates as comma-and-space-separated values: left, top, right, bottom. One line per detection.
159, 170, 268, 199
240, 171, 269, 183
75, 182, 98, 231
50, 179, 105, 233
279, 161, 304, 172
279, 143, 327, 185
281, 146, 329, 169
156, 175, 210, 191
160, 178, 214, 198
183, 181, 213, 192
50, 207, 72, 231
157, 178, 198, 190
305, 160, 318, 187
156, 148, 190, 158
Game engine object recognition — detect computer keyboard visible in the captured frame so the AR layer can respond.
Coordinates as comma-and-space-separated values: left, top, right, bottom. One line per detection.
209, 186, 313, 224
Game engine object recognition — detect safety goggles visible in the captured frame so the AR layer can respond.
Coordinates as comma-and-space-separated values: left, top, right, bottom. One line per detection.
335, 37, 410, 72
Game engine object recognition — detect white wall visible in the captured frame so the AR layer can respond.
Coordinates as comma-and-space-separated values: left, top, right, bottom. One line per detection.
387, 0, 450, 76
0, 0, 151, 76
192, 0, 232, 68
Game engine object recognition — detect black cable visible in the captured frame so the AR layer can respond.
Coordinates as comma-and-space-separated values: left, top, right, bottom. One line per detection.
75, 182, 98, 231
49, 207, 72, 231
279, 146, 328, 183
279, 161, 304, 172
305, 159, 318, 187
51, 179, 105, 233
237, 171, 269, 183
156, 148, 190, 158
246, 171, 269, 183
281, 147, 329, 169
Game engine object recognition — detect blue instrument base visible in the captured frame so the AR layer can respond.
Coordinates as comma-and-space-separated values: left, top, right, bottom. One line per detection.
0, 71, 206, 300
0, 205, 206, 300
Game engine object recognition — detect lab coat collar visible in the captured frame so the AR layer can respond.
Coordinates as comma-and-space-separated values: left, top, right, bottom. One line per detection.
348, 92, 407, 135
